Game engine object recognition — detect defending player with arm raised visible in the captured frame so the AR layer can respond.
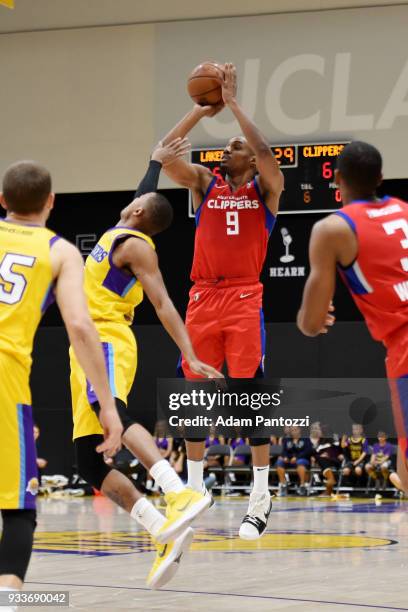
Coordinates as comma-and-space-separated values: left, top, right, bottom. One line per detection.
297, 141, 408, 494
69, 139, 222, 591
160, 64, 284, 542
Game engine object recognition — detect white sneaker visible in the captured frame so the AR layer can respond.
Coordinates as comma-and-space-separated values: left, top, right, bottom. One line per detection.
239, 491, 272, 540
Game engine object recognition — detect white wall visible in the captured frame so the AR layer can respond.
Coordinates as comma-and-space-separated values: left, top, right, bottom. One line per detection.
0, 24, 154, 192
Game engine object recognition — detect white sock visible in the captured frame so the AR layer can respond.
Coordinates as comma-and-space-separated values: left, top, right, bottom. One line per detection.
252, 466, 269, 494
187, 459, 204, 492
0, 586, 20, 592
150, 459, 184, 494
130, 498, 166, 537
0, 587, 18, 612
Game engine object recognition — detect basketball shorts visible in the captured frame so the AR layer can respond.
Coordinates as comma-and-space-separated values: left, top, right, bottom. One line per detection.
0, 353, 38, 510
70, 322, 137, 440
385, 331, 408, 460
180, 282, 265, 378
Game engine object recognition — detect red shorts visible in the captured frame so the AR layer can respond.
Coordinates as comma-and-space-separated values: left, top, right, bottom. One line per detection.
180, 282, 265, 378
385, 329, 408, 459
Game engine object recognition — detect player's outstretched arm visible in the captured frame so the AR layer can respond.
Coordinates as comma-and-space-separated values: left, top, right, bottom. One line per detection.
221, 63, 284, 214
160, 105, 218, 197
117, 238, 223, 378
51, 239, 123, 456
296, 219, 338, 337
134, 138, 191, 199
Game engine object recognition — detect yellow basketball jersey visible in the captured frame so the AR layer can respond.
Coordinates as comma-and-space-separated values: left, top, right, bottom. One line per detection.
84, 227, 155, 324
0, 219, 56, 371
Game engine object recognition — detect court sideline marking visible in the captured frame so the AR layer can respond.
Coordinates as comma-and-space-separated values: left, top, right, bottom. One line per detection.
26, 581, 408, 610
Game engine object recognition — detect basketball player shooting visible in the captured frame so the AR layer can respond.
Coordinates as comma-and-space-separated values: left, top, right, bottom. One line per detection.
161, 63, 284, 539
297, 141, 408, 494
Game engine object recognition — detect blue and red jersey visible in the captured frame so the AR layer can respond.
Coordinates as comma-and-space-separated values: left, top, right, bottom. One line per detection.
336, 196, 408, 345
191, 175, 275, 283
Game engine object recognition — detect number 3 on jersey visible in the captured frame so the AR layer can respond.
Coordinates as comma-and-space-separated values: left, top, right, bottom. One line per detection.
226, 211, 239, 235
382, 219, 408, 272
0, 253, 36, 304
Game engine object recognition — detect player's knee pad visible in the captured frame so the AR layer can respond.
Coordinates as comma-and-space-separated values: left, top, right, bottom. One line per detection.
0, 509, 37, 581
74, 435, 112, 490
92, 398, 135, 433
249, 438, 270, 447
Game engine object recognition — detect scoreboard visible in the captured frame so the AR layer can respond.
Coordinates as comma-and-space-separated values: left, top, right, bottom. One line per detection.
190, 142, 349, 216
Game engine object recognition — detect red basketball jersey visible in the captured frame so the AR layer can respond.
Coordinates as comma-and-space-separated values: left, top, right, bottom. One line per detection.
191, 175, 276, 282
336, 196, 408, 344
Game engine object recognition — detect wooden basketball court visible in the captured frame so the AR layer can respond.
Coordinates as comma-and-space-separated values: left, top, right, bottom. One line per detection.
25, 496, 408, 611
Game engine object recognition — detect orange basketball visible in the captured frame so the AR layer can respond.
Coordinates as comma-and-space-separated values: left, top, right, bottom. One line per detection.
187, 62, 224, 106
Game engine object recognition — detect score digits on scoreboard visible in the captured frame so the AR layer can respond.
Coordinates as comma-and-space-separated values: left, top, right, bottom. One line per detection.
190, 142, 349, 214
196, 145, 297, 168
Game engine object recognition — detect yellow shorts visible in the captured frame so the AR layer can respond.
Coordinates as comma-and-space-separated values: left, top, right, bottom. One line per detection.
0, 352, 38, 510
70, 322, 137, 440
